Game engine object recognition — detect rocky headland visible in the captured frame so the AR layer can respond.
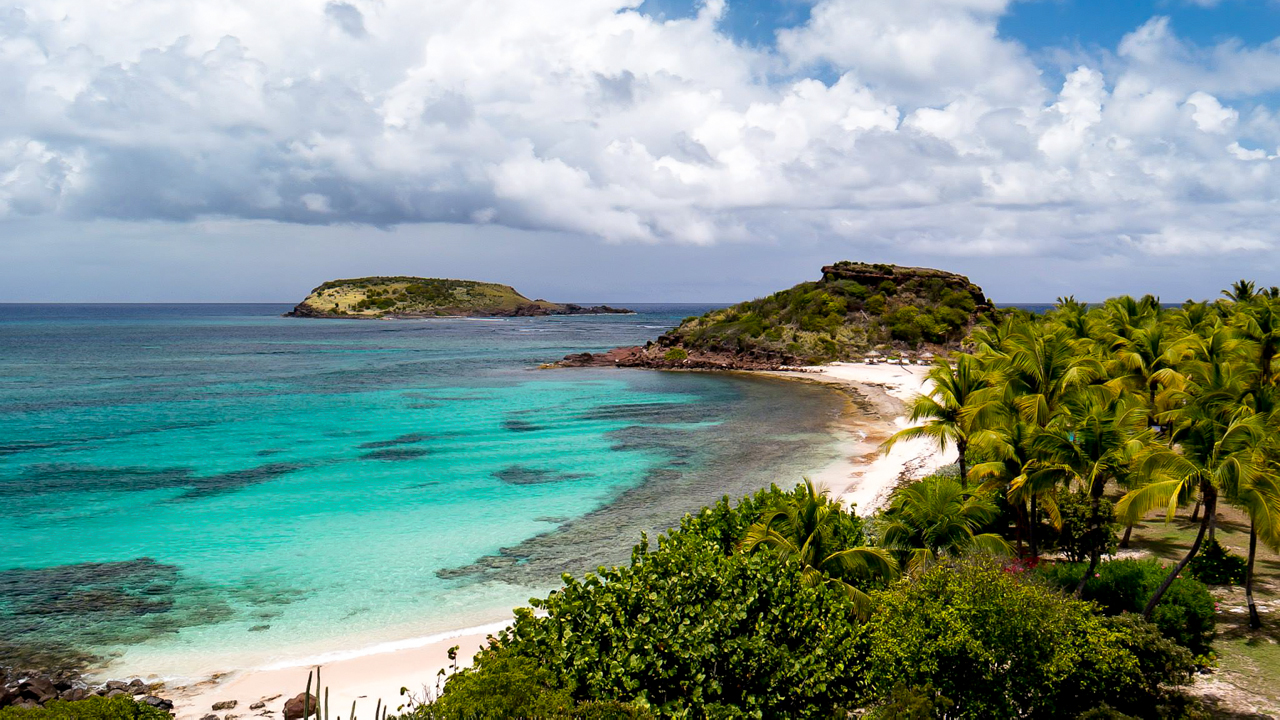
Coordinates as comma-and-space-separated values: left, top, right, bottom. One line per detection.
0, 666, 174, 713
285, 276, 631, 319
553, 261, 994, 370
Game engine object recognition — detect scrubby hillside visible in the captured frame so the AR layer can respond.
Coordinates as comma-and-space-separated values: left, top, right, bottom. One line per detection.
286, 276, 629, 318
559, 262, 993, 369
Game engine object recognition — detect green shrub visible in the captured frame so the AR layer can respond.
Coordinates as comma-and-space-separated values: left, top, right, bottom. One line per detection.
662, 347, 688, 362
1037, 559, 1216, 655
1189, 538, 1247, 586
864, 558, 1193, 719
419, 652, 576, 718
1051, 492, 1119, 563
863, 685, 953, 720
438, 487, 870, 718
0, 696, 170, 720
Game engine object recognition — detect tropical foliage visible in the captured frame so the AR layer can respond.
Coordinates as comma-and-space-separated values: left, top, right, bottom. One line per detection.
415, 484, 1197, 719
884, 285, 1280, 621
0, 697, 170, 720
411, 278, 1280, 717
657, 262, 992, 363
876, 474, 1010, 571
865, 559, 1194, 719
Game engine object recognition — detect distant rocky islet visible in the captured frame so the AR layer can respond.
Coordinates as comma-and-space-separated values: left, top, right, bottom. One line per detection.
284, 276, 632, 319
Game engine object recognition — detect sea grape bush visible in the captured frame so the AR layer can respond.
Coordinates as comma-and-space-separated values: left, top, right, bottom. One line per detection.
865, 559, 1192, 719
1051, 491, 1120, 564
1037, 558, 1216, 655
1189, 538, 1248, 586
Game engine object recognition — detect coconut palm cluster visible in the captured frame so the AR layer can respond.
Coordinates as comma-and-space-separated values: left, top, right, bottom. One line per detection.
890, 282, 1280, 629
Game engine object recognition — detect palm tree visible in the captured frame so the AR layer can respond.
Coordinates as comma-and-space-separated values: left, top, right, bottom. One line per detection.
1117, 406, 1265, 619
968, 412, 1061, 559
1048, 296, 1095, 342
1223, 279, 1257, 304
998, 321, 1106, 429
1105, 319, 1190, 547
1230, 468, 1280, 629
1233, 295, 1280, 389
881, 354, 987, 484
1027, 394, 1150, 595
738, 479, 897, 618
878, 474, 1012, 572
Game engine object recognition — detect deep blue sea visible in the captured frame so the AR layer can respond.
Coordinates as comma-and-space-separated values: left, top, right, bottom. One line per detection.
0, 304, 847, 680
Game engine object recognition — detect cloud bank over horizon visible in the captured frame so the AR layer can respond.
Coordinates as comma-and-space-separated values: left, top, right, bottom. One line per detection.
2, 0, 1280, 300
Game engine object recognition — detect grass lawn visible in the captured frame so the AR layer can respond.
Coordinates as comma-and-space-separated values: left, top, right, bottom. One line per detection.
1125, 503, 1280, 718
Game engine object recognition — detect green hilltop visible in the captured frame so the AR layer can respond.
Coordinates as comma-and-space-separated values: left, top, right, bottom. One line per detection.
654, 261, 994, 365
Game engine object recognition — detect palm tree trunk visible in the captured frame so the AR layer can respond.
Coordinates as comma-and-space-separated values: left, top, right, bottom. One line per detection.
1012, 498, 1026, 555
1247, 520, 1262, 630
1075, 490, 1104, 598
1144, 482, 1215, 619
957, 438, 968, 487
1120, 521, 1134, 549
1208, 508, 1218, 542
1029, 495, 1039, 559
1190, 499, 1201, 522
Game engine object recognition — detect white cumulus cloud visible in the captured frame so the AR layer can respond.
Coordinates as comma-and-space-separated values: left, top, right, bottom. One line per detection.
0, 0, 1278, 264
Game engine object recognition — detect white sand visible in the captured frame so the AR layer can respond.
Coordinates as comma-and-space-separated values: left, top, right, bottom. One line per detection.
170, 361, 953, 718
775, 362, 956, 515
172, 626, 503, 720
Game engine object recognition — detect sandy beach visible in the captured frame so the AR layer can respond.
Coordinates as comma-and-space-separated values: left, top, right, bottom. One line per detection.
171, 361, 952, 719
779, 362, 957, 515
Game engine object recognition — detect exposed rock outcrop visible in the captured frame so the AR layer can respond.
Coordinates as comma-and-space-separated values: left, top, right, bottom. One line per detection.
0, 666, 172, 712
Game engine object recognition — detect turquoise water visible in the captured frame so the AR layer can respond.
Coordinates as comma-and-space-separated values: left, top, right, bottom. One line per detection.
0, 305, 846, 679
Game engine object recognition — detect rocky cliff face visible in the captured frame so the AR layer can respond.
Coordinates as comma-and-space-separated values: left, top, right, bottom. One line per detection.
554, 262, 994, 370
285, 276, 631, 318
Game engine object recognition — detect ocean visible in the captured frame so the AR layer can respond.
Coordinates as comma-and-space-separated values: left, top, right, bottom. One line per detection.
0, 304, 848, 680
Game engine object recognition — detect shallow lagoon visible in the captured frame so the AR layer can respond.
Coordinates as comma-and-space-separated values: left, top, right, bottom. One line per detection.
0, 304, 845, 679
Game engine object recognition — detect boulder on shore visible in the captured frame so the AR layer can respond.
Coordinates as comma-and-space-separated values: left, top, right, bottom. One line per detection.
283, 693, 319, 720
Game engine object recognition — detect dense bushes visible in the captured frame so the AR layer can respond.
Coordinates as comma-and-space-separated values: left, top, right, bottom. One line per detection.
460, 485, 869, 717
1189, 538, 1247, 586
412, 486, 1202, 719
1051, 491, 1120, 563
413, 653, 653, 719
0, 697, 170, 720
864, 559, 1192, 719
1038, 558, 1216, 655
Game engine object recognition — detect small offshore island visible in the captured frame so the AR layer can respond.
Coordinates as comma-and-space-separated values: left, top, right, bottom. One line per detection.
285, 276, 632, 319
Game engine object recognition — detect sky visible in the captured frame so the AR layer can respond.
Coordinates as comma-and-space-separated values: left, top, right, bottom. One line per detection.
2, 0, 1280, 303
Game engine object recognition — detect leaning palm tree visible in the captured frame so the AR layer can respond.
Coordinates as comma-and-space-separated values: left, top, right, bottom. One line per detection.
1117, 405, 1265, 619
878, 474, 1012, 572
738, 479, 897, 618
881, 354, 987, 483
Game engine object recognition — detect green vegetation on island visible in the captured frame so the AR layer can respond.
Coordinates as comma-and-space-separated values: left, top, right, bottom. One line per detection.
660, 261, 992, 363
286, 276, 630, 318
560, 262, 994, 369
